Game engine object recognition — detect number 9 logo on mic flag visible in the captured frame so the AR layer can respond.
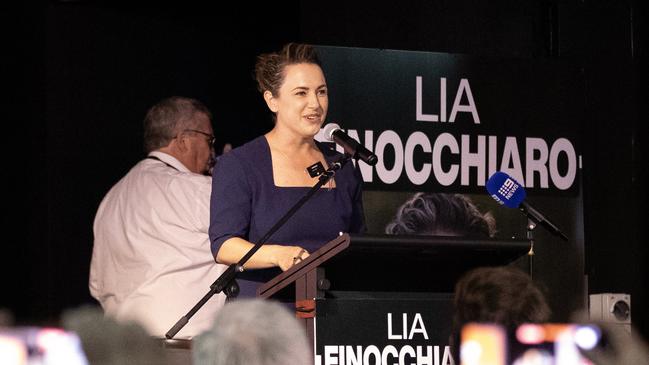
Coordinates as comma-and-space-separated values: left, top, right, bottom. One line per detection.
486, 171, 527, 209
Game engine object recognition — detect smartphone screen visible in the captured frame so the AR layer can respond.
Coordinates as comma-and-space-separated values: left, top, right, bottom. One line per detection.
460, 323, 507, 365
460, 323, 599, 365
0, 326, 88, 365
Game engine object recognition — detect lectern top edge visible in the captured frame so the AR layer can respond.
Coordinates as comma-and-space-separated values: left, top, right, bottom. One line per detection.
257, 233, 531, 298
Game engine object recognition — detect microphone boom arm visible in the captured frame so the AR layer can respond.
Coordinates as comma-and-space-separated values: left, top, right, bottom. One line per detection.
519, 201, 569, 241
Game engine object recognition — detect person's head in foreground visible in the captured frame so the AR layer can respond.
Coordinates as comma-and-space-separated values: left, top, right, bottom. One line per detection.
193, 298, 311, 365
451, 265, 551, 363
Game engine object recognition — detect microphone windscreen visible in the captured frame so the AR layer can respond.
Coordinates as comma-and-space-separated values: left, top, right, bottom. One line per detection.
486, 171, 527, 208
322, 123, 341, 142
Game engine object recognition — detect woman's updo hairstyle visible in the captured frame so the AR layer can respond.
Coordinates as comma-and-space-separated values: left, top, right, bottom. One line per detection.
254, 43, 322, 97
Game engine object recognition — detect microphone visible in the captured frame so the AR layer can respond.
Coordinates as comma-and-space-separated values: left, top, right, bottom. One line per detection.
323, 123, 378, 166
486, 171, 569, 241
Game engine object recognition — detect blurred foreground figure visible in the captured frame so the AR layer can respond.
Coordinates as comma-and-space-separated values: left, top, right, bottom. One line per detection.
193, 299, 311, 365
451, 265, 551, 363
571, 310, 649, 365
61, 305, 166, 365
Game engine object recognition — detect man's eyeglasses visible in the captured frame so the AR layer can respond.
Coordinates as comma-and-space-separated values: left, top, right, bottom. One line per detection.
183, 129, 216, 147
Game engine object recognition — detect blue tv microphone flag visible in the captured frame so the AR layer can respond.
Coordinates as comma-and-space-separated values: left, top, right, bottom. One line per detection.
486, 171, 569, 241
486, 171, 526, 209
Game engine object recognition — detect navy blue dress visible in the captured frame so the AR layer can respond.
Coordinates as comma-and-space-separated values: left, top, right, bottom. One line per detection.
209, 136, 366, 297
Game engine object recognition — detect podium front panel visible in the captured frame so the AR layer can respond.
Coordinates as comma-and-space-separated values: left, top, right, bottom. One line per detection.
313, 293, 456, 365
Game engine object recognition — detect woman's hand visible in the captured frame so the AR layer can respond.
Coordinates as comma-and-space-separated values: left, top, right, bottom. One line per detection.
216, 238, 310, 271
275, 246, 310, 271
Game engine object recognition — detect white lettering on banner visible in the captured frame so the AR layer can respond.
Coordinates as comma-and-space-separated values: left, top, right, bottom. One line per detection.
382, 346, 398, 364
364, 346, 381, 364
417, 345, 433, 365
387, 313, 429, 340
460, 135, 486, 186
442, 346, 455, 365
416, 77, 479, 124
375, 130, 404, 184
404, 132, 432, 185
488, 135, 498, 179
550, 138, 577, 190
448, 78, 480, 124
324, 346, 337, 365
347, 346, 361, 365
399, 345, 415, 364
315, 345, 455, 365
501, 136, 525, 185
410, 314, 429, 340
526, 137, 550, 188
416, 77, 447, 122
317, 131, 577, 190
432, 133, 459, 186
387, 313, 401, 340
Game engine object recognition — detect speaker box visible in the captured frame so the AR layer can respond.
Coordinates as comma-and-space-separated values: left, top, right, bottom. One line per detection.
589, 293, 631, 334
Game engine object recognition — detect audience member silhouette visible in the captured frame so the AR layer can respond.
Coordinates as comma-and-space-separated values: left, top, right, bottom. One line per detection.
193, 298, 311, 365
61, 305, 166, 365
451, 265, 551, 363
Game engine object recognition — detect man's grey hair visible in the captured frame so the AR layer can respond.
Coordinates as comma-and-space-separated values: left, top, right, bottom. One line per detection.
143, 96, 212, 153
193, 299, 311, 365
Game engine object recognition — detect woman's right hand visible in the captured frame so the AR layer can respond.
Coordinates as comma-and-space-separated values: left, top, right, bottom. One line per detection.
216, 238, 311, 271
275, 246, 310, 271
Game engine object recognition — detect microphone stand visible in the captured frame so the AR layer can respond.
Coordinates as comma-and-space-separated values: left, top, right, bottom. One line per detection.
165, 154, 353, 339
525, 218, 536, 279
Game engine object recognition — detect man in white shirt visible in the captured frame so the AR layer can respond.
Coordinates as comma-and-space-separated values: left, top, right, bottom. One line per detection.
90, 96, 227, 338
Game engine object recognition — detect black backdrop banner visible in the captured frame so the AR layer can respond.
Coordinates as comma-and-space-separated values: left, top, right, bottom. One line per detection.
312, 45, 587, 330
314, 46, 584, 195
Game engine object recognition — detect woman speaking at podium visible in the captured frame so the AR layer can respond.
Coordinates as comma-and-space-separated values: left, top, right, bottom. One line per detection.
208, 43, 366, 298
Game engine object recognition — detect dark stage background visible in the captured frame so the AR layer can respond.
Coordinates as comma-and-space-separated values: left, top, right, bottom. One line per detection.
12, 0, 648, 341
